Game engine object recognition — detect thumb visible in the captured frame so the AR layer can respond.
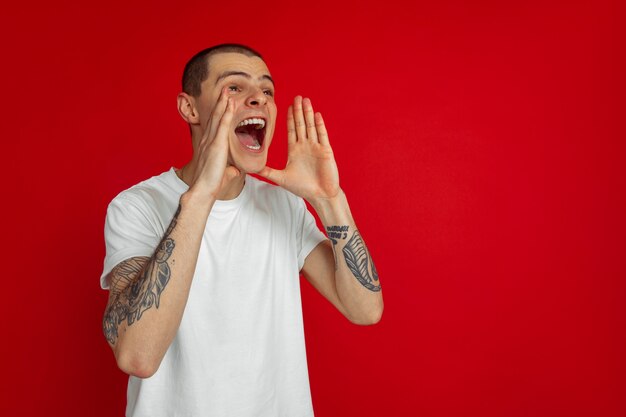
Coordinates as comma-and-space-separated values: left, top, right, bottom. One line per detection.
257, 166, 285, 187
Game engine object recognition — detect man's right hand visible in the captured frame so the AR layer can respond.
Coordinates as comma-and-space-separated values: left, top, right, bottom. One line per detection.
187, 87, 239, 199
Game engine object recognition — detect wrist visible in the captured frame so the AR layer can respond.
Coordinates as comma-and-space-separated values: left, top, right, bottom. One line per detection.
309, 189, 350, 222
180, 188, 217, 213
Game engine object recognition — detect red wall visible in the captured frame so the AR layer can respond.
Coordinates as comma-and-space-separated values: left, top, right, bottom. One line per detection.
3, 1, 625, 416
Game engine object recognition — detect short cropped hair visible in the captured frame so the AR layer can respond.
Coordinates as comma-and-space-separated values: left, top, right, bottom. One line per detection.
182, 44, 263, 97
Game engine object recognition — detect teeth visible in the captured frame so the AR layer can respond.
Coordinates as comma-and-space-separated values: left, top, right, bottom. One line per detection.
236, 118, 265, 129
246, 143, 261, 150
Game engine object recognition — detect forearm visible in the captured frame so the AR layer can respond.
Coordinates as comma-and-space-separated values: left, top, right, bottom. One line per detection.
103, 189, 215, 377
309, 190, 383, 324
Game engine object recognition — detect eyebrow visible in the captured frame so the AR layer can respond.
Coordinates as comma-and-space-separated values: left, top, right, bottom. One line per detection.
215, 71, 275, 87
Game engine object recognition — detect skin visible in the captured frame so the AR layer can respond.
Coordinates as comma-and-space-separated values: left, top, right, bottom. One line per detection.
176, 52, 278, 200
103, 51, 383, 378
175, 52, 341, 205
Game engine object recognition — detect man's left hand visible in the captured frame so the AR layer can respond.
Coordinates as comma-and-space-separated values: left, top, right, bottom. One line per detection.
258, 96, 340, 205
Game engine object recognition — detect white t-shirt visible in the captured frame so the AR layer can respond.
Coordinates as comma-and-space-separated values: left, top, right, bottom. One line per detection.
101, 168, 327, 417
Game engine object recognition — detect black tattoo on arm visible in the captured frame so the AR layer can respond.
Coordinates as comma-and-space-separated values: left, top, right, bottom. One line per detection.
326, 225, 350, 270
326, 226, 381, 292
343, 230, 381, 292
102, 205, 180, 345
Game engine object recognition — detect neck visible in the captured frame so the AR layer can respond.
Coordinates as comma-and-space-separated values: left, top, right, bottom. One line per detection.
177, 159, 245, 201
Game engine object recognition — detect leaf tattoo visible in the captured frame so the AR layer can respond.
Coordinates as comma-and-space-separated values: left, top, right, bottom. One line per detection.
342, 230, 381, 292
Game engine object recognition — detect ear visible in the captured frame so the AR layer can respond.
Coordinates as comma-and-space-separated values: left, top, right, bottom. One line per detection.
177, 92, 200, 125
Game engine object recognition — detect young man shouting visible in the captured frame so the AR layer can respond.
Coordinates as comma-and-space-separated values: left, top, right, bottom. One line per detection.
101, 43, 383, 417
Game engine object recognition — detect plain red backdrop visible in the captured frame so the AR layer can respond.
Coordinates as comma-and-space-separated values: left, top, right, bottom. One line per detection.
2, 1, 625, 416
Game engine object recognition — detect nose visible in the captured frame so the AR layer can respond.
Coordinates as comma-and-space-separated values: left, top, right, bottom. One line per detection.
245, 88, 267, 107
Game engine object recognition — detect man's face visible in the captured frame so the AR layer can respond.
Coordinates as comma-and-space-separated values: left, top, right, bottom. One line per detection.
195, 52, 277, 174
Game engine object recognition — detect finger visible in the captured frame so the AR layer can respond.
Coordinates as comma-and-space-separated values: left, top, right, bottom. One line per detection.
257, 166, 286, 187
315, 112, 330, 146
204, 87, 230, 143
302, 98, 318, 142
286, 105, 297, 144
293, 96, 307, 140
214, 98, 234, 145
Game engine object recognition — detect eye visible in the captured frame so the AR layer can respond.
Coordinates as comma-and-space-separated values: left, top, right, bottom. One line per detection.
263, 89, 274, 97
228, 85, 241, 93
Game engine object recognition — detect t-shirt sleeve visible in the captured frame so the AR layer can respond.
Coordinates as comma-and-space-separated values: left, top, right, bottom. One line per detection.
100, 196, 160, 289
296, 198, 328, 271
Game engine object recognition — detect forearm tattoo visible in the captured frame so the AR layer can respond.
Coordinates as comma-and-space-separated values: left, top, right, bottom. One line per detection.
326, 225, 349, 269
326, 225, 381, 292
102, 205, 180, 345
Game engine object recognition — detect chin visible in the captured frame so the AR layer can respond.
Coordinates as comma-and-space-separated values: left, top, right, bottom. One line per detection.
231, 153, 268, 175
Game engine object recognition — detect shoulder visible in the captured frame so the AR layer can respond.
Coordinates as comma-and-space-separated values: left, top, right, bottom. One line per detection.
108, 168, 183, 213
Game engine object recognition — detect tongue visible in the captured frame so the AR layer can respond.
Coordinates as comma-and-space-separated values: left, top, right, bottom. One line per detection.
235, 126, 261, 148
236, 131, 260, 148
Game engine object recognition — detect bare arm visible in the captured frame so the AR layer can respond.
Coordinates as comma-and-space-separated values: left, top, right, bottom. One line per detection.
103, 195, 213, 378
102, 89, 238, 378
303, 191, 383, 325
259, 96, 383, 325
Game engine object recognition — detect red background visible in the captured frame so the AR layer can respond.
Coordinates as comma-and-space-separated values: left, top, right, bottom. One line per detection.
2, 1, 625, 416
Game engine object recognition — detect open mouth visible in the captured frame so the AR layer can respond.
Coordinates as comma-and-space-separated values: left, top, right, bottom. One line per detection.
234, 117, 266, 152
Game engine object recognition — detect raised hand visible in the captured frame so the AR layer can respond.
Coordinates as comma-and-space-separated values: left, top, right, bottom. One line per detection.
186, 87, 240, 199
259, 96, 340, 204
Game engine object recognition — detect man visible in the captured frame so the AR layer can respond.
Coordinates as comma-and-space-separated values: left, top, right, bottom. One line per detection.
101, 44, 383, 417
